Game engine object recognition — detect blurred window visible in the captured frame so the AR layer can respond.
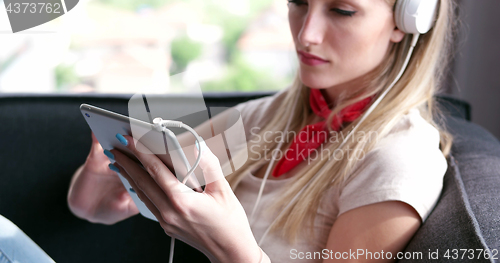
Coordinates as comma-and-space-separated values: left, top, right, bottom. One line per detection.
0, 0, 297, 93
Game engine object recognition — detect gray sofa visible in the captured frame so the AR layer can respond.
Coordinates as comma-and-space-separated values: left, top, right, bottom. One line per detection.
0, 92, 498, 262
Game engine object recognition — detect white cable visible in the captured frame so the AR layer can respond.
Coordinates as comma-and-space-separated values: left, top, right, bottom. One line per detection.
257, 33, 420, 246
169, 236, 175, 263
152, 118, 204, 185
249, 91, 301, 224
152, 118, 205, 263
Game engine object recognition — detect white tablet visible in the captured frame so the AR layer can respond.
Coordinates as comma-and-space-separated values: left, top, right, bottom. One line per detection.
80, 104, 201, 221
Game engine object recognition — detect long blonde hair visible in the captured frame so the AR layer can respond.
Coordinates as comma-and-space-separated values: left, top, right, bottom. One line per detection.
226, 0, 457, 242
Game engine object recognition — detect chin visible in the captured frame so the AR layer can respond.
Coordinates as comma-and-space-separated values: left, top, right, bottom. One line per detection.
298, 69, 336, 90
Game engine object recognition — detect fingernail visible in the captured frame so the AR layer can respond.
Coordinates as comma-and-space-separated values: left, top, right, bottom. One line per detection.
116, 134, 128, 146
109, 163, 120, 173
103, 149, 114, 161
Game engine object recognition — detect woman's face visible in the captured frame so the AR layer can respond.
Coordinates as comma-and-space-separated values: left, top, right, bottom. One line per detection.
288, 0, 405, 100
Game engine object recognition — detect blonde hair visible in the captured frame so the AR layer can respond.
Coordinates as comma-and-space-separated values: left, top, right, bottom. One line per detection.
226, 0, 457, 242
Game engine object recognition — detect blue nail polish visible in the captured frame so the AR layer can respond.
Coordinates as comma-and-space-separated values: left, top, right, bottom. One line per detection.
103, 149, 114, 160
116, 134, 128, 146
109, 163, 120, 173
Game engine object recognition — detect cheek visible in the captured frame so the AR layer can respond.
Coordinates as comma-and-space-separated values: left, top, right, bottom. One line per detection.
288, 13, 303, 42
323, 29, 368, 73
334, 23, 393, 74
356, 14, 395, 62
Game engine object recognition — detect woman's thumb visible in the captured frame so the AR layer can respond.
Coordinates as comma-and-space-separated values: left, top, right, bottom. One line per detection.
194, 141, 227, 191
90, 132, 104, 154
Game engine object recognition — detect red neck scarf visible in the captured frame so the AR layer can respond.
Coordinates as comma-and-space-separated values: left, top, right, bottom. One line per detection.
271, 89, 374, 177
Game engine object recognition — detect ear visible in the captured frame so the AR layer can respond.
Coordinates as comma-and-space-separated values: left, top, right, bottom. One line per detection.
390, 27, 406, 43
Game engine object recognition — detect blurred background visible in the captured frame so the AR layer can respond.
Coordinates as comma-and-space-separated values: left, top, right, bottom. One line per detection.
0, 0, 499, 139
0, 0, 297, 93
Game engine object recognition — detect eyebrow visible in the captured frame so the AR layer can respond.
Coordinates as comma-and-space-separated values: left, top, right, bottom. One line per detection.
326, 0, 365, 7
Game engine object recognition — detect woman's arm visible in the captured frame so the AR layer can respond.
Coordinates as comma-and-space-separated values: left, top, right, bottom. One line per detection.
323, 201, 421, 263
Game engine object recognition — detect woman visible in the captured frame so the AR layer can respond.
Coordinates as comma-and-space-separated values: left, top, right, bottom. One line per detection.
68, 0, 456, 262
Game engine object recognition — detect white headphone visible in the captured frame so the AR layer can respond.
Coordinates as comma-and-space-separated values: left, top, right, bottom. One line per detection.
395, 0, 439, 34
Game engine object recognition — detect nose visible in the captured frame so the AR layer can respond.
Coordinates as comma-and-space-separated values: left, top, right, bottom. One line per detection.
298, 7, 325, 48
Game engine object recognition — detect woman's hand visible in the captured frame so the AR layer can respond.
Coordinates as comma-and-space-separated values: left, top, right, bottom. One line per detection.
111, 135, 267, 263
67, 133, 139, 224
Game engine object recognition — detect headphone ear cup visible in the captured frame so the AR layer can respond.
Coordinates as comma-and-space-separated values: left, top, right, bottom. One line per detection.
395, 0, 439, 34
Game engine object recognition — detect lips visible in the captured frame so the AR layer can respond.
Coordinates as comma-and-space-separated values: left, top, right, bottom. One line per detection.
297, 50, 329, 66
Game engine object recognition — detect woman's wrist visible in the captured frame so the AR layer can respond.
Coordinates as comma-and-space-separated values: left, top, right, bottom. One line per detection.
210, 240, 264, 263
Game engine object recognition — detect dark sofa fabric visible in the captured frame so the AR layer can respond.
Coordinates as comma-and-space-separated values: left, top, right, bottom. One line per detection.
0, 92, 498, 263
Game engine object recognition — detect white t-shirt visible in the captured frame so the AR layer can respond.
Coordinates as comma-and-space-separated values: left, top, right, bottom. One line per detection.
231, 89, 448, 263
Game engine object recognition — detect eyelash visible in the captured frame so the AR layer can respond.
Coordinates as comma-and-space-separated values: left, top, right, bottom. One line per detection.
331, 8, 356, 17
287, 0, 357, 17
